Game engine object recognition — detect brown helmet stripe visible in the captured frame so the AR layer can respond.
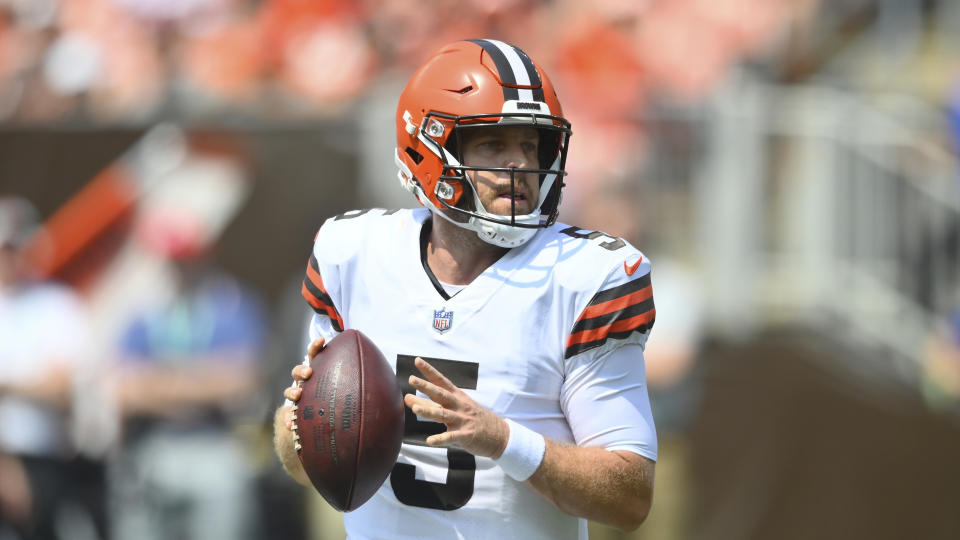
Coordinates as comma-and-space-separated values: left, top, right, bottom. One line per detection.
467, 39, 545, 103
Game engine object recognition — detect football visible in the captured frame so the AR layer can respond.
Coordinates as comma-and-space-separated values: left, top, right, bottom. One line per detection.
293, 329, 404, 511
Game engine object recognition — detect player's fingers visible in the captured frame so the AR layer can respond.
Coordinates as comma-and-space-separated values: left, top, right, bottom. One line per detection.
425, 431, 453, 447
291, 364, 313, 381
284, 386, 303, 402
427, 428, 472, 448
412, 404, 447, 424
408, 375, 455, 407
306, 337, 326, 359
405, 394, 444, 419
414, 357, 457, 390
405, 395, 462, 427
403, 393, 432, 410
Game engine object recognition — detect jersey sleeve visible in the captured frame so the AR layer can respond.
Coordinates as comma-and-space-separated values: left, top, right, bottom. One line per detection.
559, 253, 658, 460
560, 343, 657, 460
287, 216, 354, 405
564, 254, 655, 359
301, 250, 344, 332
300, 209, 390, 341
300, 212, 356, 334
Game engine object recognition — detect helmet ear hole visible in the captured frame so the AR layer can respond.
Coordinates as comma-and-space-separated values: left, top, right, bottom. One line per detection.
405, 147, 424, 165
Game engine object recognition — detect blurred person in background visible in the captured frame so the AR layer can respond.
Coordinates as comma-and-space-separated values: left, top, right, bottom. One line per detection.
0, 196, 105, 540
109, 204, 267, 540
922, 307, 960, 410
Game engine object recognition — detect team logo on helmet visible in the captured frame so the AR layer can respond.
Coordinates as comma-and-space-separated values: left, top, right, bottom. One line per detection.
433, 309, 453, 334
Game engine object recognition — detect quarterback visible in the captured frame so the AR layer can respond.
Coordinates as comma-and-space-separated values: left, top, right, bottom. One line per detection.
275, 39, 657, 539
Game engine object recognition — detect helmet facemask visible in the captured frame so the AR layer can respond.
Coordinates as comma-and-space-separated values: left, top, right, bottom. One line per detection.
415, 111, 571, 247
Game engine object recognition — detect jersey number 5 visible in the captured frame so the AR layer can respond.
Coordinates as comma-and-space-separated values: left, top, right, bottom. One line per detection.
390, 355, 479, 511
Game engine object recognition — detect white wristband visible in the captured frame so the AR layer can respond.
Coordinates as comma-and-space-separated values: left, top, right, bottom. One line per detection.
494, 419, 546, 482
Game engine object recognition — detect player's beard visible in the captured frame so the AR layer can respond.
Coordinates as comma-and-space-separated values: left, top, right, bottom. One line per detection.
430, 209, 510, 257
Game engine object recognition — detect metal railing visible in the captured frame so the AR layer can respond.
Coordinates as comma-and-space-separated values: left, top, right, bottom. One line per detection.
664, 73, 960, 375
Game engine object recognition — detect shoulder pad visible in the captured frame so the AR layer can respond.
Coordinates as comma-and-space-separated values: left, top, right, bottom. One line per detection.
541, 224, 654, 359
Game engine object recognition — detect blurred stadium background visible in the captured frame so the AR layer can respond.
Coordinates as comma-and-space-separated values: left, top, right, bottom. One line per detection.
1, 0, 960, 539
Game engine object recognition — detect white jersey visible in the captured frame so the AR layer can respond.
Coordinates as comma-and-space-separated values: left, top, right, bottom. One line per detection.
300, 208, 657, 540
0, 283, 91, 457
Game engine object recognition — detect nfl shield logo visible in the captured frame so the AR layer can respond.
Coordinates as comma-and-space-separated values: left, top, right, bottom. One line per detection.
433, 309, 453, 334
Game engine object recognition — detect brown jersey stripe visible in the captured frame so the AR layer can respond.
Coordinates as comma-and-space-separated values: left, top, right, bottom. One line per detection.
309, 253, 322, 278
302, 276, 329, 308
564, 317, 656, 359
302, 255, 344, 331
563, 272, 654, 358
578, 285, 652, 322
301, 280, 344, 331
305, 258, 326, 293
568, 309, 656, 347
301, 280, 324, 310
586, 273, 651, 307
304, 257, 336, 306
571, 296, 655, 334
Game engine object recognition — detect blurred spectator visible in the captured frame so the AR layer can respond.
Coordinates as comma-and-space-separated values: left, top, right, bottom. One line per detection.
552, 15, 645, 120
109, 169, 267, 540
258, 0, 376, 110
177, 14, 263, 111
949, 74, 960, 159
252, 275, 313, 540
922, 308, 960, 410
0, 196, 105, 540
0, 0, 815, 124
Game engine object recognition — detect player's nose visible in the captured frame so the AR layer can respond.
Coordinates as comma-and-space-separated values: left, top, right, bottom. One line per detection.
503, 143, 530, 169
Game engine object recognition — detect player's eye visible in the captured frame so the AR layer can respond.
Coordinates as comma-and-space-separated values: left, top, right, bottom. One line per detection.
478, 140, 503, 152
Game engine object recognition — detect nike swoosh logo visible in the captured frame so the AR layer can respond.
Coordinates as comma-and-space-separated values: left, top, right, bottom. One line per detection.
624, 256, 643, 276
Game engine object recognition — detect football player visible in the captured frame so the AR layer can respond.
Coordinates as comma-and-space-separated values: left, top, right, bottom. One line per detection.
275, 39, 657, 539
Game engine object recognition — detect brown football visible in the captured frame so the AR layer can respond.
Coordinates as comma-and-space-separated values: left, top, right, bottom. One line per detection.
293, 329, 404, 511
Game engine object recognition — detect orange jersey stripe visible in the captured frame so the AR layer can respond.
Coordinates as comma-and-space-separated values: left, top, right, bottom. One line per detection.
301, 281, 324, 310
578, 286, 652, 321
301, 281, 344, 330
305, 260, 327, 294
567, 308, 656, 347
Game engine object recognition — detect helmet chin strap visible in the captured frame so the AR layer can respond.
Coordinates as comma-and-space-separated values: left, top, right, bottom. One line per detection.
429, 205, 538, 248
471, 215, 539, 248
464, 178, 542, 247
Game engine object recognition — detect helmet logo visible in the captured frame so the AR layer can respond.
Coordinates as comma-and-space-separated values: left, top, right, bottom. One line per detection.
436, 181, 455, 200
502, 99, 551, 118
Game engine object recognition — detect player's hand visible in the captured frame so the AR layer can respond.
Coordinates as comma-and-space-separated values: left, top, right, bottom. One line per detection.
282, 337, 324, 430
283, 337, 325, 403
404, 356, 509, 459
